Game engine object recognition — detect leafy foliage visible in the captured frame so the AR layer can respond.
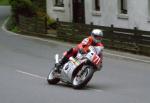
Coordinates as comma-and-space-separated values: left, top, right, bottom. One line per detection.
0, 0, 9, 5
9, 0, 36, 17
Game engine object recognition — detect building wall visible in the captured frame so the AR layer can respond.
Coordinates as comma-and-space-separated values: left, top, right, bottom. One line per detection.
46, 0, 72, 22
47, 0, 150, 31
85, 0, 150, 31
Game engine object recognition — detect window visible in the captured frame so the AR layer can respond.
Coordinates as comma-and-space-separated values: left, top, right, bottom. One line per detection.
119, 0, 128, 14
52, 0, 65, 12
118, 0, 128, 19
54, 0, 64, 7
94, 0, 100, 11
92, 0, 101, 16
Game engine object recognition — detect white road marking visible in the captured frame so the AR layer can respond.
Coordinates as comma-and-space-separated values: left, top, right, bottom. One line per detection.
2, 17, 150, 64
93, 89, 103, 92
16, 69, 46, 80
16, 70, 103, 92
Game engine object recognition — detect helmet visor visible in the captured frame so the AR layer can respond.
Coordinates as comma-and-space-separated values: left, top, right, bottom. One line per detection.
93, 35, 102, 40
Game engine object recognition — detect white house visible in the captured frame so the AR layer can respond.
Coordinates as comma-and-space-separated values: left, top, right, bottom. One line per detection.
47, 0, 150, 31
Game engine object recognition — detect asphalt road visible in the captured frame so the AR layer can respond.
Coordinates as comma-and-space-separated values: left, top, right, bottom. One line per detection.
0, 6, 150, 103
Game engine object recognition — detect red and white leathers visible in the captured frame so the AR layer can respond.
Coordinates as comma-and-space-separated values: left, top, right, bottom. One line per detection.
55, 29, 104, 72
63, 36, 104, 63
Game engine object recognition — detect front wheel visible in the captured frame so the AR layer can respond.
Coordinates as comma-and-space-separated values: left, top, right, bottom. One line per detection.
72, 65, 95, 89
47, 68, 60, 84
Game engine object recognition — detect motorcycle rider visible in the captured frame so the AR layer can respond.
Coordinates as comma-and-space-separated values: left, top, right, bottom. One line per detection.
55, 29, 104, 73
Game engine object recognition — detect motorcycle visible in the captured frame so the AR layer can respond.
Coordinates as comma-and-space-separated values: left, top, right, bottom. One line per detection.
47, 46, 103, 89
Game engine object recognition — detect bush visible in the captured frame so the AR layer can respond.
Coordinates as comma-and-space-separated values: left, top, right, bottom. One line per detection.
9, 0, 47, 34
47, 16, 57, 29
0, 0, 10, 5
9, 0, 36, 17
11, 26, 20, 32
9, 0, 36, 25
6, 16, 16, 30
47, 16, 55, 25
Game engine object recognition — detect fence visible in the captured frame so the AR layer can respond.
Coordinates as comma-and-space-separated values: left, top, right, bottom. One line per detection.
57, 22, 150, 56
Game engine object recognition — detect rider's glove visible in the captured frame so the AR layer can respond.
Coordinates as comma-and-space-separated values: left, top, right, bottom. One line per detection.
79, 48, 85, 54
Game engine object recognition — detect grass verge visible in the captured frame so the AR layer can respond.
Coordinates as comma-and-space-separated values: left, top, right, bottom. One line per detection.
0, 0, 9, 5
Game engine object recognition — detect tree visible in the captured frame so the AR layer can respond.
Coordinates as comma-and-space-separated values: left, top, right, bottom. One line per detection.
9, 0, 36, 24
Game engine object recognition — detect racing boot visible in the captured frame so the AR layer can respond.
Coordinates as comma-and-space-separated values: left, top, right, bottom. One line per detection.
55, 56, 68, 73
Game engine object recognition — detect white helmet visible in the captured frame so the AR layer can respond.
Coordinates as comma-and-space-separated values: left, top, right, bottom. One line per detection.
91, 29, 103, 43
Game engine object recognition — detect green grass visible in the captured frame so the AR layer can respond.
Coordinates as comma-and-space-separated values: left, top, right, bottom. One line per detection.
0, 0, 9, 5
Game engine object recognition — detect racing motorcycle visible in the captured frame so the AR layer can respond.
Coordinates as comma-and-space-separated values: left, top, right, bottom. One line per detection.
47, 46, 103, 89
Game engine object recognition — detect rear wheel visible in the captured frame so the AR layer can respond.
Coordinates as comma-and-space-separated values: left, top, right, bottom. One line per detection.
72, 65, 94, 89
47, 68, 60, 84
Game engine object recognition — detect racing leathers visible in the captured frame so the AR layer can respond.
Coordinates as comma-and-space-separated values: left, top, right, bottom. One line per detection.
55, 36, 104, 72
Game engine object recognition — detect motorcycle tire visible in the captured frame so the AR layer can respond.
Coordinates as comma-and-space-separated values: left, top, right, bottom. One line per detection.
72, 65, 94, 89
47, 68, 60, 84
